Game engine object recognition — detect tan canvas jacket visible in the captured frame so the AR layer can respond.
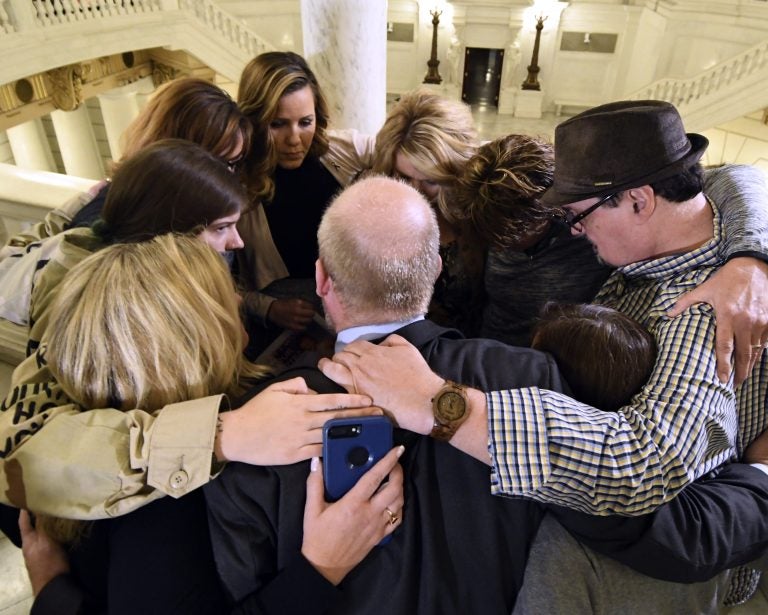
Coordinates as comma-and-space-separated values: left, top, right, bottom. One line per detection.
1, 349, 224, 518
1, 227, 225, 518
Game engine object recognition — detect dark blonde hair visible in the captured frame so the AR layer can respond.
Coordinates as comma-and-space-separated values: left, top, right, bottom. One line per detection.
45, 235, 250, 411
372, 89, 478, 209
444, 134, 555, 249
96, 139, 248, 243
39, 235, 270, 544
120, 77, 251, 168
531, 303, 656, 412
237, 51, 331, 201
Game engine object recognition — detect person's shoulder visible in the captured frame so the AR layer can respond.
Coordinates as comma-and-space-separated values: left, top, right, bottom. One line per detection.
60, 226, 101, 246
236, 366, 342, 406
324, 129, 376, 173
50, 228, 104, 267
327, 128, 374, 146
426, 332, 565, 392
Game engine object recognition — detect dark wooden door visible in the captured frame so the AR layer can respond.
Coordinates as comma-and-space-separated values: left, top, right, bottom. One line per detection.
461, 47, 503, 106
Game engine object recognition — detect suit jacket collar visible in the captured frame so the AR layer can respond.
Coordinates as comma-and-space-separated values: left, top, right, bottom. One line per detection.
380, 319, 464, 348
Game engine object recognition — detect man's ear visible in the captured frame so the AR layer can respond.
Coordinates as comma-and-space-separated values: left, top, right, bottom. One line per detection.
315, 259, 332, 297
627, 186, 656, 222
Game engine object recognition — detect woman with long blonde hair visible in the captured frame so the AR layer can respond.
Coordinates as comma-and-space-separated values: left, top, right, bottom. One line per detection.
372, 88, 478, 209
46, 237, 251, 414
23, 236, 244, 614
372, 89, 483, 336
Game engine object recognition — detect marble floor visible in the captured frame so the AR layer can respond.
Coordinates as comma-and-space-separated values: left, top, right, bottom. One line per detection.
0, 536, 33, 615
470, 103, 560, 142
1, 106, 768, 613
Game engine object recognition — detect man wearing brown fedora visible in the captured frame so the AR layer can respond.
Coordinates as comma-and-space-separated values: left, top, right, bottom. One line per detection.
505, 99, 768, 611
319, 100, 768, 611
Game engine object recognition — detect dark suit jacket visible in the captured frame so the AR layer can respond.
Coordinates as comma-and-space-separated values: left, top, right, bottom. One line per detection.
206, 321, 566, 615
551, 463, 768, 583
205, 320, 768, 615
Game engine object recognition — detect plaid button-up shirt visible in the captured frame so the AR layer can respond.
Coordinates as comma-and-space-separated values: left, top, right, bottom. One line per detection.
487, 200, 768, 516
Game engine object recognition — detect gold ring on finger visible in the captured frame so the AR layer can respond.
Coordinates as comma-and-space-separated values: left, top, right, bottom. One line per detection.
384, 507, 399, 526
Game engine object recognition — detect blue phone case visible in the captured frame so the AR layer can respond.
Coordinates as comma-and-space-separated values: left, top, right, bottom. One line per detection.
322, 415, 393, 502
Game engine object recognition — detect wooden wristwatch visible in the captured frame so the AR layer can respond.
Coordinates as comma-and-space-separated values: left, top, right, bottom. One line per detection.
430, 380, 470, 441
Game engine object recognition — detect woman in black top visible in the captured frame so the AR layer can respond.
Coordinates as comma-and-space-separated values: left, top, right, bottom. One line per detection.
236, 52, 375, 353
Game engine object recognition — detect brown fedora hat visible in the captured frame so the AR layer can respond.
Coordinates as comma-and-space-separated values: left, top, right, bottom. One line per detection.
541, 100, 708, 207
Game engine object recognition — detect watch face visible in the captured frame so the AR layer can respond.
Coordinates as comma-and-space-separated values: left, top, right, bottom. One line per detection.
437, 391, 466, 421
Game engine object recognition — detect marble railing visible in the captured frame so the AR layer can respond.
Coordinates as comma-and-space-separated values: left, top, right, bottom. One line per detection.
628, 38, 768, 131
177, 0, 270, 60
30, 0, 162, 25
1, 0, 161, 34
0, 162, 98, 246
0, 0, 273, 84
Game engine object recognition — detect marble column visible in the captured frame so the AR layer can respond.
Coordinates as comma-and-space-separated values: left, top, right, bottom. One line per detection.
98, 77, 155, 161
50, 105, 105, 180
6, 118, 56, 172
300, 0, 387, 135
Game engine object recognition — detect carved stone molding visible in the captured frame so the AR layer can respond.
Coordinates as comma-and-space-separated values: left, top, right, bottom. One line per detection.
1, 48, 213, 131
151, 61, 180, 87
46, 64, 85, 111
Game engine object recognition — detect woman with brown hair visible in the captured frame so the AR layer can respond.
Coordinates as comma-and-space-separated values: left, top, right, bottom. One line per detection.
235, 51, 375, 345
49, 76, 252, 234
26, 138, 247, 355
69, 76, 251, 229
119, 77, 250, 164
445, 133, 612, 346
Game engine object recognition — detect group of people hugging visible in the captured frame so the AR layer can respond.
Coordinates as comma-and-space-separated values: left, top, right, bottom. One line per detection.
1, 50, 768, 614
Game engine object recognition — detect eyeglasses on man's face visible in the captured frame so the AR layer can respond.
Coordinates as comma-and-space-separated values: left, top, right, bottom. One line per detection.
561, 192, 619, 229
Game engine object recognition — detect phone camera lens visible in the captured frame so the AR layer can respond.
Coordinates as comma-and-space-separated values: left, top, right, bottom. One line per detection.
346, 445, 371, 469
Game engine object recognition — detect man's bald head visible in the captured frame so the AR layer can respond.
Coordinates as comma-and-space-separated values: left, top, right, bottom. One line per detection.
318, 175, 441, 324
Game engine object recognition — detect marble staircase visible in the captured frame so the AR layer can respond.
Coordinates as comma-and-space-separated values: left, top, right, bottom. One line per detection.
628, 38, 768, 133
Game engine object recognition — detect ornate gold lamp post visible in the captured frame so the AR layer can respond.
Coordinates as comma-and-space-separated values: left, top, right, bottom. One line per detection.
521, 15, 547, 91
423, 9, 443, 84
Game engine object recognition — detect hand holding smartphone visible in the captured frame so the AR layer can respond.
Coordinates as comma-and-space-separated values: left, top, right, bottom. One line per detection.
301, 433, 404, 584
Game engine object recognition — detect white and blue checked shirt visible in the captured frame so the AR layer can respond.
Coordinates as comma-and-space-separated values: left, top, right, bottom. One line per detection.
486, 199, 768, 516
